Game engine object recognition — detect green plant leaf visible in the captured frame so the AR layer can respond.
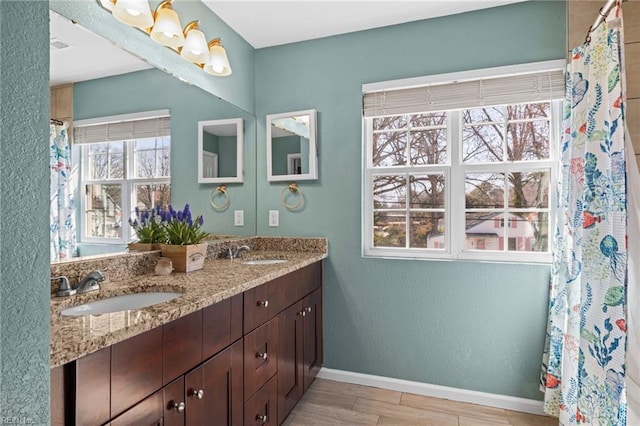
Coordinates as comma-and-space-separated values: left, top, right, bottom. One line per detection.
604, 286, 624, 307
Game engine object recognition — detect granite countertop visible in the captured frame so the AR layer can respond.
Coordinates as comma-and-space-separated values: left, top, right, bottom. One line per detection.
51, 248, 326, 368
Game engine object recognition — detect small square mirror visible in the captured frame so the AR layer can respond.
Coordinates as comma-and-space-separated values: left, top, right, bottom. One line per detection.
198, 118, 244, 183
266, 109, 318, 181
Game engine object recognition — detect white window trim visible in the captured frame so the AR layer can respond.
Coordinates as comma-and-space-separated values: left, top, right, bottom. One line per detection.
362, 62, 564, 264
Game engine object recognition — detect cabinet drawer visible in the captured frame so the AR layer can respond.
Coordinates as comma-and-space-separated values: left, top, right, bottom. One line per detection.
111, 327, 163, 419
203, 293, 243, 359
244, 376, 277, 426
244, 317, 278, 400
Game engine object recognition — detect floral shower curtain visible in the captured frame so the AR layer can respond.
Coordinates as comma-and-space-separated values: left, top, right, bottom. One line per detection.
50, 123, 76, 261
540, 4, 630, 425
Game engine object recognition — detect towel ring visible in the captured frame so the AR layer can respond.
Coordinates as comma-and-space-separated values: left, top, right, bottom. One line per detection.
210, 185, 230, 211
281, 182, 305, 211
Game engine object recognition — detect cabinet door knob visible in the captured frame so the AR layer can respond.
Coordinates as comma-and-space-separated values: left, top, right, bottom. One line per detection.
298, 310, 306, 317
169, 401, 185, 413
190, 389, 205, 400
306, 307, 312, 313
256, 414, 268, 423
257, 300, 269, 308
256, 352, 268, 360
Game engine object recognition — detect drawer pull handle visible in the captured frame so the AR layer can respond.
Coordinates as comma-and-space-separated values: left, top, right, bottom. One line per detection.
257, 300, 269, 308
256, 352, 268, 360
190, 389, 205, 400
256, 414, 268, 423
169, 401, 185, 413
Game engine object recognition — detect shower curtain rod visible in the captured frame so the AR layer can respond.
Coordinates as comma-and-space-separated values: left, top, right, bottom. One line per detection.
50, 118, 64, 125
586, 0, 626, 43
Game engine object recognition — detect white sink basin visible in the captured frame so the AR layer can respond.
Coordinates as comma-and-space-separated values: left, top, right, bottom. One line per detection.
241, 259, 288, 265
61, 292, 182, 317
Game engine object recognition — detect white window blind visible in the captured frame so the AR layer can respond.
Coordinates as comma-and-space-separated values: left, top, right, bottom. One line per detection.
363, 69, 565, 117
74, 116, 170, 144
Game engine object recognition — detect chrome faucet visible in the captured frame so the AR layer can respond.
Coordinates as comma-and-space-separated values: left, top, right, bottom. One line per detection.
54, 270, 105, 297
223, 245, 251, 259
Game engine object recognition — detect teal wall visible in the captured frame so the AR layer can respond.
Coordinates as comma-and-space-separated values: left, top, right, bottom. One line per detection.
255, 1, 566, 400
50, 0, 255, 113
218, 135, 238, 178
203, 132, 220, 153
0, 1, 51, 422
74, 68, 257, 236
272, 135, 302, 175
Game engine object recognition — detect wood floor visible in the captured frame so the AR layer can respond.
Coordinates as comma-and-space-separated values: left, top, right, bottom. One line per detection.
283, 379, 557, 426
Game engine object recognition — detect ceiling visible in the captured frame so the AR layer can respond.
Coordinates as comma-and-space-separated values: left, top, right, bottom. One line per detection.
203, 0, 527, 48
50, 1, 526, 86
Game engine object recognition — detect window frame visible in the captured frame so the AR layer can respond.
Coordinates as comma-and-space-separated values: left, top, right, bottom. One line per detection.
80, 137, 171, 245
362, 63, 563, 264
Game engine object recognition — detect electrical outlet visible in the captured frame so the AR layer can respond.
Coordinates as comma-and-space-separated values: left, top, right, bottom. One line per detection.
269, 210, 279, 227
234, 210, 244, 226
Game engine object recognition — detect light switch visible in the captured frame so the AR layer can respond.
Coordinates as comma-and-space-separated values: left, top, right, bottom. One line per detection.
234, 210, 244, 226
269, 210, 279, 227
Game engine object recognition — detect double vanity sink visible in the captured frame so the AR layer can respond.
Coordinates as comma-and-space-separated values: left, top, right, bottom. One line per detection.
50, 240, 326, 368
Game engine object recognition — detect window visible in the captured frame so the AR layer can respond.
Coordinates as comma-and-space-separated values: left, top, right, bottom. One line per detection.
75, 112, 171, 244
362, 61, 564, 263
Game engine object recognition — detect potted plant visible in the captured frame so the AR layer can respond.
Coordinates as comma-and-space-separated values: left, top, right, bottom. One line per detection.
158, 204, 210, 272
128, 206, 165, 251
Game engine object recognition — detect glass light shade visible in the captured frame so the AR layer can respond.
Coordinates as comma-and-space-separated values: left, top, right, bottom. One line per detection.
112, 0, 154, 29
204, 43, 232, 76
150, 6, 185, 49
180, 29, 210, 64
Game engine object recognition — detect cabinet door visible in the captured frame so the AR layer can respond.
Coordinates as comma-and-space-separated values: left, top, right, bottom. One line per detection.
75, 346, 111, 425
163, 376, 185, 426
244, 376, 277, 426
186, 340, 244, 425
303, 288, 323, 391
111, 327, 163, 419
277, 301, 304, 424
163, 309, 203, 385
203, 293, 243, 359
244, 317, 278, 400
110, 389, 163, 426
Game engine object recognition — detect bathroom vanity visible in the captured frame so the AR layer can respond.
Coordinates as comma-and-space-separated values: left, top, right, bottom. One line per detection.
50, 238, 326, 425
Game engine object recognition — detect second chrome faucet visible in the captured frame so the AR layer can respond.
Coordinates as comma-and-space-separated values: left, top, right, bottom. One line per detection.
54, 270, 105, 297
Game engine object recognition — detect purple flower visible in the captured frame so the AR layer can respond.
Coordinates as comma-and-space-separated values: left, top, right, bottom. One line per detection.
198, 216, 204, 226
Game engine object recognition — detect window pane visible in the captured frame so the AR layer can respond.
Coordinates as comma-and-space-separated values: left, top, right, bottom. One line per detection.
373, 175, 406, 208
410, 212, 445, 249
507, 102, 550, 120
506, 212, 549, 252
465, 173, 504, 208
463, 106, 504, 124
108, 144, 124, 179
89, 153, 108, 180
410, 129, 447, 165
465, 212, 505, 251
373, 211, 406, 247
410, 174, 445, 209
85, 184, 122, 238
462, 124, 504, 163
409, 112, 446, 128
508, 170, 549, 208
373, 131, 407, 167
134, 137, 171, 178
133, 183, 171, 213
373, 115, 407, 131
506, 120, 550, 161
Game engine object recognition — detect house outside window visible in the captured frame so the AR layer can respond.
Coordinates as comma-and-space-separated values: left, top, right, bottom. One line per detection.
74, 111, 171, 244
362, 61, 565, 263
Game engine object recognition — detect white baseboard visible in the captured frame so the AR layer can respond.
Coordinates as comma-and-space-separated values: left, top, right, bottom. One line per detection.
317, 367, 546, 416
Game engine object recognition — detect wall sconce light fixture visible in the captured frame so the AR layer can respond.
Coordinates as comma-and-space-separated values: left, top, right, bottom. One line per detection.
98, 0, 232, 76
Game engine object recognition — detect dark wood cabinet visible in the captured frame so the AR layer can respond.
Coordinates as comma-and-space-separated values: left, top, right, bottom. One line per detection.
54, 260, 323, 426
276, 302, 304, 424
302, 288, 323, 392
185, 339, 244, 425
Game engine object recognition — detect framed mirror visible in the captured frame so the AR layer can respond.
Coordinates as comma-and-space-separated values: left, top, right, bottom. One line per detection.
198, 118, 244, 183
266, 109, 318, 181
